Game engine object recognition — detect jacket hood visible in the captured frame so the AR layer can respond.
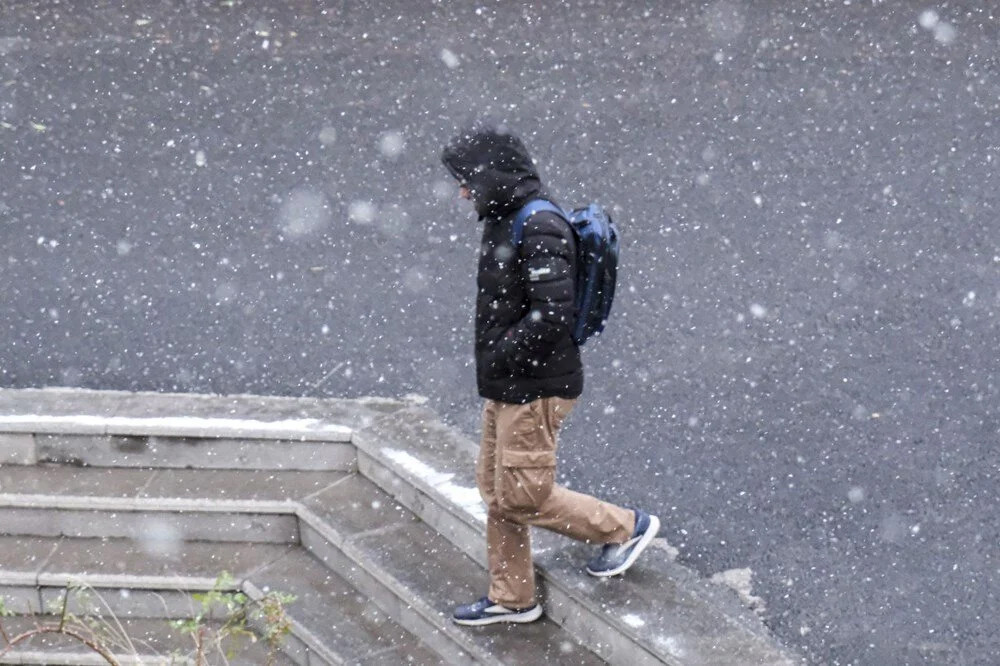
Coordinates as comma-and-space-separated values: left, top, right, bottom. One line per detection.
441, 126, 543, 219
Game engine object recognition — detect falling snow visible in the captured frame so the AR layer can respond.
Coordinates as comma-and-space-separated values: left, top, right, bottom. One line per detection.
1, 2, 997, 663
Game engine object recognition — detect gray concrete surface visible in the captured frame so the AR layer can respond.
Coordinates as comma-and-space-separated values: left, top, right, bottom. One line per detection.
354, 398, 795, 665
0, 391, 608, 664
1, 388, 793, 664
2, 2, 998, 663
0, 522, 433, 663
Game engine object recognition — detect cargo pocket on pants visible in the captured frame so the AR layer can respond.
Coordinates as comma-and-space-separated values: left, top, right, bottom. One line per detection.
497, 448, 556, 513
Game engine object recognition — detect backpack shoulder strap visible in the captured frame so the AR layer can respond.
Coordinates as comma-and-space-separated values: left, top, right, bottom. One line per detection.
511, 200, 567, 245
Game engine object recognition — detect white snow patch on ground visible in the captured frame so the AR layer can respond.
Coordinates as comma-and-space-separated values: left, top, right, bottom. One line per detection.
649, 538, 680, 561
710, 567, 767, 614
654, 635, 686, 659
381, 448, 486, 522
622, 613, 646, 628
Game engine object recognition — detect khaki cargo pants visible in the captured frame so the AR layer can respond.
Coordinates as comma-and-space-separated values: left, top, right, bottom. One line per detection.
476, 397, 635, 608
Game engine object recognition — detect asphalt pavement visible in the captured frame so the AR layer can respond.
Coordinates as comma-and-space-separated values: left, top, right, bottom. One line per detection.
2, 2, 998, 663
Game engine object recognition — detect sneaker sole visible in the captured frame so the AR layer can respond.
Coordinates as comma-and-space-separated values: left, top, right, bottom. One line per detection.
586, 514, 661, 577
453, 604, 544, 626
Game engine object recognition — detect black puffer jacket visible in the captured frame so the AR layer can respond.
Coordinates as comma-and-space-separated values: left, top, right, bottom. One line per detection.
442, 128, 583, 403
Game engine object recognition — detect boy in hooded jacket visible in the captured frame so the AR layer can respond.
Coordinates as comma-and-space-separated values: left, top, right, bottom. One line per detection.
442, 126, 661, 625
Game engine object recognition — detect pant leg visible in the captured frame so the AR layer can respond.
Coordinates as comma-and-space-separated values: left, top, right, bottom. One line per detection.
493, 397, 635, 546
475, 400, 536, 608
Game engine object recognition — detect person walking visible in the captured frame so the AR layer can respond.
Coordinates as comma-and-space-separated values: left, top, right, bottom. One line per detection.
441, 125, 660, 626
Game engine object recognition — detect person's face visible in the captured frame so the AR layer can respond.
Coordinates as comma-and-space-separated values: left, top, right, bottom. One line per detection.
459, 184, 471, 200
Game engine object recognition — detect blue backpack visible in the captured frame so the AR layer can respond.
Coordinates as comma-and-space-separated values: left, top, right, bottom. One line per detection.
512, 200, 619, 345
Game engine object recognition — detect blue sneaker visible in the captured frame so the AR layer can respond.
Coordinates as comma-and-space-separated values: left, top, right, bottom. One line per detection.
452, 597, 543, 626
586, 510, 661, 577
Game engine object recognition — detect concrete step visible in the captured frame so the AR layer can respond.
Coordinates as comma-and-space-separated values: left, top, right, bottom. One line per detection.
0, 388, 801, 665
353, 405, 798, 666
0, 465, 349, 544
0, 535, 436, 665
0, 450, 356, 558
248, 547, 443, 665
297, 473, 605, 665
0, 388, 355, 471
0, 464, 347, 502
0, 465, 604, 664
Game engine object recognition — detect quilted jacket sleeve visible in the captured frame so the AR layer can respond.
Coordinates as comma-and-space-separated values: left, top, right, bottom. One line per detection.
496, 211, 576, 369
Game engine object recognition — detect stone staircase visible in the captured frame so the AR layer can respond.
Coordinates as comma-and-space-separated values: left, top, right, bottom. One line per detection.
0, 388, 797, 665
